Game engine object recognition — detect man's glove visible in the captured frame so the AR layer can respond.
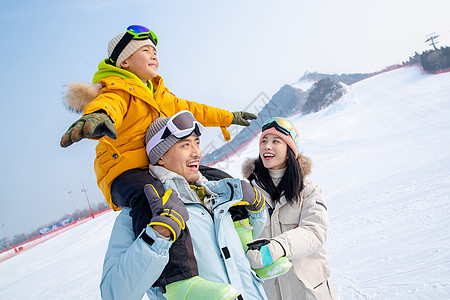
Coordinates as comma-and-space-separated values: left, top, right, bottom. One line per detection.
144, 184, 189, 242
232, 180, 265, 212
231, 111, 257, 126
246, 239, 286, 269
60, 112, 117, 147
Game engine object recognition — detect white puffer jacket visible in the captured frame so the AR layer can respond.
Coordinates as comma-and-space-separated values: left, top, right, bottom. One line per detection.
242, 156, 333, 300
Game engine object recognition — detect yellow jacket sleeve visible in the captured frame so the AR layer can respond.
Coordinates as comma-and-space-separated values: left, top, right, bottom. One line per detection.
156, 85, 234, 141
82, 85, 129, 130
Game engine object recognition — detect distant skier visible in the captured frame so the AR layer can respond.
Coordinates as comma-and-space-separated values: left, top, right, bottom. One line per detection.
60, 25, 256, 299
242, 117, 336, 300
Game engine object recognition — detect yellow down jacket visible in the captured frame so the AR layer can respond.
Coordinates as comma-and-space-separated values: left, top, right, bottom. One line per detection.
64, 60, 233, 210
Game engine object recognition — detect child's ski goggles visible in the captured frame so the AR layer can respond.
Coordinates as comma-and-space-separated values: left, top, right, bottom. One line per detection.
146, 110, 205, 156
109, 25, 158, 65
262, 117, 299, 149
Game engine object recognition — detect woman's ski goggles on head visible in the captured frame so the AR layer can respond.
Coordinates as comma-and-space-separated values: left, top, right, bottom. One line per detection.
109, 25, 158, 65
146, 110, 205, 156
262, 117, 299, 149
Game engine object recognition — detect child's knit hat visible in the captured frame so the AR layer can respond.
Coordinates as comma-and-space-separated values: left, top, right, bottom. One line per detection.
107, 32, 157, 67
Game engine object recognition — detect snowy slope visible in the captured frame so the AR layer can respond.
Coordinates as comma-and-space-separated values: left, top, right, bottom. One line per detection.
0, 65, 449, 299
216, 66, 450, 299
0, 212, 118, 299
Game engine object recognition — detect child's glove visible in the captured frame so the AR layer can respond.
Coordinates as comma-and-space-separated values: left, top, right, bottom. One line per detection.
144, 184, 189, 242
232, 180, 265, 213
60, 112, 117, 147
231, 111, 257, 126
246, 239, 286, 269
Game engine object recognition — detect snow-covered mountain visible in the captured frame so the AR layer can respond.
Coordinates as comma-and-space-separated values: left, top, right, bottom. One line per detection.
1, 65, 449, 299
202, 70, 365, 165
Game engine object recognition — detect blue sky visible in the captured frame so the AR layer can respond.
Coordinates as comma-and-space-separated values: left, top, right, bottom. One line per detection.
0, 0, 449, 238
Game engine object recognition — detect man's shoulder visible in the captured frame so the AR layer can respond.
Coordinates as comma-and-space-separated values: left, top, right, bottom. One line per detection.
198, 169, 248, 221
199, 165, 232, 181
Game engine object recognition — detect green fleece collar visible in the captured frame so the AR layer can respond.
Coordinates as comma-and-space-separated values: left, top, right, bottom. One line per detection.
189, 185, 206, 202
92, 59, 153, 94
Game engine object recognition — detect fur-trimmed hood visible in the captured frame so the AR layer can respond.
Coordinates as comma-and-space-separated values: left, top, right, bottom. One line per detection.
63, 82, 102, 113
242, 153, 312, 179
62, 59, 155, 113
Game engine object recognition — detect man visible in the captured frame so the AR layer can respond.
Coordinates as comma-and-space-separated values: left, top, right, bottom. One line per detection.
100, 111, 268, 300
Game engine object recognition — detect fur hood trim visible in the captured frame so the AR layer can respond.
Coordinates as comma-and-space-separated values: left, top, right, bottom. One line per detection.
241, 153, 312, 179
63, 82, 102, 113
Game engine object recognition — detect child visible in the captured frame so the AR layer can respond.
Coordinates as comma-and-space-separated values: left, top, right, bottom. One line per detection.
60, 25, 256, 299
243, 117, 335, 299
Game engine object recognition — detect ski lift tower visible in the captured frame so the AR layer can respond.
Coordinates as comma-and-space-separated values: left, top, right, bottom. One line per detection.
2, 224, 9, 249
68, 191, 80, 220
425, 33, 440, 50
79, 177, 95, 218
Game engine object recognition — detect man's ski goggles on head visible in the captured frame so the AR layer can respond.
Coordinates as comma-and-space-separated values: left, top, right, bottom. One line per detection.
262, 117, 299, 149
109, 25, 158, 65
146, 110, 204, 156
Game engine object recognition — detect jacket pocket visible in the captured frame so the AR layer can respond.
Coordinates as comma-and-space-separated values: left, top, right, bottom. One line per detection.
96, 141, 121, 171
278, 204, 301, 231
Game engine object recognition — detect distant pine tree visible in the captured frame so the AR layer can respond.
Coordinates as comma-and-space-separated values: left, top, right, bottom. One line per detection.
303, 78, 346, 114
421, 46, 450, 71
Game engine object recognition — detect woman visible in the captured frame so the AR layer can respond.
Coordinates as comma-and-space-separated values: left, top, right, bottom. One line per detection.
243, 117, 335, 300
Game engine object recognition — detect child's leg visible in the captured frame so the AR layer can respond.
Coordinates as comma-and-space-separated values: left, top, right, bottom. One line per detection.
229, 205, 292, 280
234, 218, 254, 252
111, 168, 199, 284
111, 168, 164, 237
229, 205, 254, 251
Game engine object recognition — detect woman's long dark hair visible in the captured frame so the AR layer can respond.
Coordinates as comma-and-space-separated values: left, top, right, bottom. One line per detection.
252, 147, 303, 204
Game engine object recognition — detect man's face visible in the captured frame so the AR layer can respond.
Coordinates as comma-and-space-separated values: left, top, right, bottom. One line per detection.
120, 45, 159, 82
158, 135, 202, 184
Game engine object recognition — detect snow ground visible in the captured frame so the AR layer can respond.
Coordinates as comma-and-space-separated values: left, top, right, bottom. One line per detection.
0, 65, 449, 299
